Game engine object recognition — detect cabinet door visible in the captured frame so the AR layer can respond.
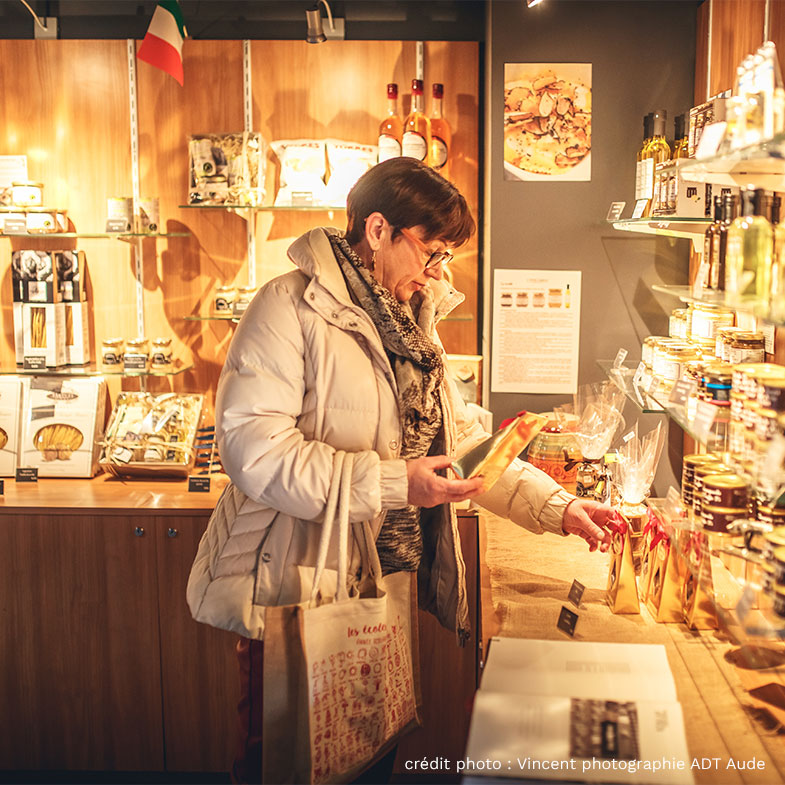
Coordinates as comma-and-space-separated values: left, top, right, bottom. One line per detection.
155, 516, 239, 773
0, 512, 164, 770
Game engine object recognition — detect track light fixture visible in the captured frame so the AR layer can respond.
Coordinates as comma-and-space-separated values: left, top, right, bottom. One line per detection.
306, 0, 335, 44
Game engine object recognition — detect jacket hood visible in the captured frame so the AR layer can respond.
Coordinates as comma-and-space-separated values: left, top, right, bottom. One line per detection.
287, 226, 465, 321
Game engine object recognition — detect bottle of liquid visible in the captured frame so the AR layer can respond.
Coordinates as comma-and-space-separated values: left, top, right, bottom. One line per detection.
725, 188, 772, 298
402, 79, 431, 164
704, 196, 723, 290
635, 113, 653, 201
641, 110, 671, 216
429, 83, 451, 176
378, 83, 402, 163
673, 114, 690, 159
715, 193, 738, 292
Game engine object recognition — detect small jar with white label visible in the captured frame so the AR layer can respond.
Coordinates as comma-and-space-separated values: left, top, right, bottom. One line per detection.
12, 181, 43, 208
101, 338, 125, 372
214, 286, 236, 315
150, 337, 173, 372
124, 338, 150, 371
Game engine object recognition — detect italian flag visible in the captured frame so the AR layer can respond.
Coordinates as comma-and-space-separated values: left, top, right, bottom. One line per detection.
137, 1, 187, 86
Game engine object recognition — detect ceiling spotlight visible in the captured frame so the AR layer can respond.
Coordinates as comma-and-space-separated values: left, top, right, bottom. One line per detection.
527, 0, 545, 6
306, 0, 335, 44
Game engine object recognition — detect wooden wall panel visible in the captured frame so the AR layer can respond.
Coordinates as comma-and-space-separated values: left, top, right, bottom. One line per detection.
708, 0, 767, 95
695, 0, 709, 104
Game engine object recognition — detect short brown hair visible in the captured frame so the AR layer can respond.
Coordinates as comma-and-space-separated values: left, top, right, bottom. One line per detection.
345, 158, 475, 247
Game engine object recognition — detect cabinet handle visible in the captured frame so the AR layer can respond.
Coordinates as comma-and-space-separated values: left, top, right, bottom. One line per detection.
167, 527, 179, 538
134, 526, 145, 537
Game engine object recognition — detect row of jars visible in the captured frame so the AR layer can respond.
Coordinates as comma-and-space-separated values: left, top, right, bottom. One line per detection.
214, 285, 257, 316
101, 337, 173, 372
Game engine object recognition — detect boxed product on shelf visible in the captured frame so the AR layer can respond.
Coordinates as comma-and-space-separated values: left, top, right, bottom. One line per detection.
188, 133, 266, 206
100, 392, 204, 478
12, 302, 23, 365
652, 160, 706, 217
25, 209, 67, 234
55, 250, 85, 302
271, 139, 327, 206
323, 139, 378, 206
21, 302, 66, 368
12, 250, 60, 302
65, 302, 90, 366
688, 94, 730, 157
0, 376, 28, 476
19, 376, 106, 478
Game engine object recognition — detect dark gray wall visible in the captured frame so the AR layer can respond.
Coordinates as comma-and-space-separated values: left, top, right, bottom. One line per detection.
487, 0, 699, 492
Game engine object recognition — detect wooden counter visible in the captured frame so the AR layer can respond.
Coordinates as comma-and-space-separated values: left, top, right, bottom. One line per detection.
479, 512, 785, 785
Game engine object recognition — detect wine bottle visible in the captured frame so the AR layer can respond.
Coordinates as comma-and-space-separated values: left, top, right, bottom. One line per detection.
642, 110, 670, 216
430, 83, 451, 176
378, 83, 403, 163
635, 113, 653, 201
716, 193, 738, 292
704, 196, 722, 289
725, 188, 772, 298
402, 79, 431, 164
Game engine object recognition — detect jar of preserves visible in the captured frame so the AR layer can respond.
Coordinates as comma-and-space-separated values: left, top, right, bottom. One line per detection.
728, 331, 765, 364
101, 338, 125, 371
668, 309, 688, 340
124, 337, 150, 371
214, 285, 236, 315
716, 327, 746, 361
688, 303, 734, 341
702, 363, 732, 402
12, 181, 44, 208
234, 286, 257, 315
150, 337, 173, 372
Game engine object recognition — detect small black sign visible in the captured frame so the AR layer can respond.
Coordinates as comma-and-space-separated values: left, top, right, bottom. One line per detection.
4, 219, 27, 233
123, 355, 147, 372
669, 378, 697, 406
16, 467, 38, 482
188, 476, 211, 493
557, 605, 579, 637
568, 579, 586, 608
23, 356, 47, 371
106, 218, 131, 233
0, 479, 4, 494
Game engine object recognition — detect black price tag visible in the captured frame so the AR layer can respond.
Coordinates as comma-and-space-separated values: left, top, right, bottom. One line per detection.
188, 476, 211, 493
16, 467, 38, 482
557, 605, 579, 637
4, 219, 26, 233
669, 378, 697, 406
606, 201, 626, 221
631, 198, 649, 219
568, 579, 586, 608
23, 356, 47, 371
106, 218, 131, 233
0, 479, 4, 494
123, 355, 147, 372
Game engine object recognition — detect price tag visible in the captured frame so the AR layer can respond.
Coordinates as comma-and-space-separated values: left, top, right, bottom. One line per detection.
568, 579, 585, 608
188, 476, 211, 493
606, 201, 626, 221
669, 378, 698, 406
761, 322, 776, 354
4, 218, 26, 233
692, 260, 710, 298
557, 605, 579, 637
631, 199, 649, 219
123, 355, 147, 372
632, 361, 645, 388
232, 301, 249, 318
15, 467, 38, 482
23, 356, 47, 371
692, 400, 717, 444
291, 191, 315, 206
105, 218, 131, 233
0, 479, 4, 494
613, 348, 628, 369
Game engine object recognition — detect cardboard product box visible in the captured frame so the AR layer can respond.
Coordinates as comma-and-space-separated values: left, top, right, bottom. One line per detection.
65, 301, 90, 366
704, 183, 741, 217
688, 95, 730, 158
11, 249, 60, 303
21, 302, 66, 368
20, 376, 106, 478
55, 250, 85, 302
445, 354, 483, 405
12, 301, 23, 365
0, 376, 27, 476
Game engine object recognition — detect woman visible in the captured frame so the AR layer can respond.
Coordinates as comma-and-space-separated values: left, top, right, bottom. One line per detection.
188, 157, 612, 783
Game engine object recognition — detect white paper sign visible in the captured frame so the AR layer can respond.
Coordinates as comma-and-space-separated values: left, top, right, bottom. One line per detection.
0, 155, 27, 187
761, 321, 776, 354
491, 269, 581, 394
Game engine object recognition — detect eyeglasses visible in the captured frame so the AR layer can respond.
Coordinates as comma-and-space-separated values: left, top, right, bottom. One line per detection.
399, 227, 453, 269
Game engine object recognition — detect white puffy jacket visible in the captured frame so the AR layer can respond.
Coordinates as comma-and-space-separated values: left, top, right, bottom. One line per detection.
187, 227, 573, 643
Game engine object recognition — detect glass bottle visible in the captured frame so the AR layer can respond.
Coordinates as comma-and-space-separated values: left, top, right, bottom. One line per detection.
378, 83, 402, 163
673, 114, 689, 159
704, 196, 723, 290
402, 79, 431, 164
715, 193, 738, 292
642, 110, 670, 216
635, 113, 653, 201
429, 83, 451, 176
725, 188, 772, 299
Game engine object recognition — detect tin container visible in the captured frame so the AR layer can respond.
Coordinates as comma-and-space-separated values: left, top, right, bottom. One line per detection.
755, 407, 778, 442
12, 181, 43, 207
107, 197, 134, 232
693, 462, 733, 517
758, 377, 785, 411
101, 338, 125, 370
701, 504, 749, 533
763, 526, 785, 560
701, 473, 748, 509
681, 453, 721, 505
758, 505, 785, 529
150, 337, 173, 371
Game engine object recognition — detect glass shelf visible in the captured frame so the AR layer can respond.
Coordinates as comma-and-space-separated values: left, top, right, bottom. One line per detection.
661, 132, 785, 191
0, 232, 190, 240
183, 314, 240, 323
178, 203, 346, 212
648, 497, 785, 641
650, 283, 784, 324
609, 216, 711, 241
597, 360, 664, 413
1, 361, 193, 378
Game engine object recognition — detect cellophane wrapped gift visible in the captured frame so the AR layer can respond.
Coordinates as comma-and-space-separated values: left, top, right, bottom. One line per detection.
682, 530, 718, 629
643, 510, 689, 623
100, 392, 203, 478
606, 510, 640, 614
188, 133, 266, 206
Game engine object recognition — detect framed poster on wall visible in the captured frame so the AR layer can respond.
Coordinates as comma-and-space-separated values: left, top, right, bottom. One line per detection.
503, 63, 592, 182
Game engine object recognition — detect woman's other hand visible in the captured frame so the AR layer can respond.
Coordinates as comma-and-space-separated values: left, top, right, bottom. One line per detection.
562, 498, 613, 553
407, 455, 484, 508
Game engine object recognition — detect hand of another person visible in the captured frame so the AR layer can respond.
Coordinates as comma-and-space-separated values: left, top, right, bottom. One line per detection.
406, 455, 485, 508
562, 498, 613, 553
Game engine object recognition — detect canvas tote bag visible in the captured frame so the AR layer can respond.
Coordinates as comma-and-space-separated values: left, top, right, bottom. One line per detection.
262, 451, 421, 784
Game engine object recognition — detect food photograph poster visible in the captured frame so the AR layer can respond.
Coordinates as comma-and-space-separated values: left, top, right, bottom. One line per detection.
503, 63, 592, 181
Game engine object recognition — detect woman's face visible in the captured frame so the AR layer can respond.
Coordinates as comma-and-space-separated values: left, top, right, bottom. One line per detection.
375, 221, 450, 303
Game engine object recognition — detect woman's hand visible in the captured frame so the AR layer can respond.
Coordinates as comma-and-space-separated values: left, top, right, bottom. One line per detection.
407, 455, 484, 508
562, 498, 613, 553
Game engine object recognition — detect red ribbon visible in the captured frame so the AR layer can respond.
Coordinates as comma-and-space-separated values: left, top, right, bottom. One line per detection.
499, 409, 528, 430
608, 509, 628, 538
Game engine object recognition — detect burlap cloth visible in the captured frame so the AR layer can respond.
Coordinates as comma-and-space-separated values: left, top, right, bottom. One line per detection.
480, 512, 785, 785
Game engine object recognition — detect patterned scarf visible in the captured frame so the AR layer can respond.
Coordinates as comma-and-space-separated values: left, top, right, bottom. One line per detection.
328, 233, 444, 573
